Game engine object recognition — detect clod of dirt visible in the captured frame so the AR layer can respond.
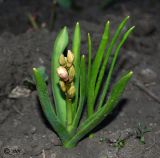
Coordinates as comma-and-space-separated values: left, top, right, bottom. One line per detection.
138, 68, 157, 84
8, 86, 31, 99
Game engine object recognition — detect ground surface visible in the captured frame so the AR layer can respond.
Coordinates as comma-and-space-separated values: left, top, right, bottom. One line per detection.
0, 0, 160, 157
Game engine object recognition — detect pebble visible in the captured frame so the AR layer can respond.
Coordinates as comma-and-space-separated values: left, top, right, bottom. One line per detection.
30, 126, 37, 135
30, 145, 43, 156
51, 153, 57, 158
138, 68, 157, 83
8, 86, 31, 98
48, 133, 61, 146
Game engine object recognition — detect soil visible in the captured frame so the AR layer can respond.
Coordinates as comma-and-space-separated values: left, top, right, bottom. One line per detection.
0, 0, 160, 157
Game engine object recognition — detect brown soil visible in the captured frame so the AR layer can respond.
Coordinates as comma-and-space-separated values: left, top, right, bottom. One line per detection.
0, 0, 160, 157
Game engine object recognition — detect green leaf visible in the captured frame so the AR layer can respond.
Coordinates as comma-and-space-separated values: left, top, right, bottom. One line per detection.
51, 27, 69, 125
87, 21, 110, 116
71, 55, 86, 133
57, 0, 72, 8
91, 16, 130, 111
97, 26, 135, 109
72, 22, 81, 116
64, 71, 133, 148
87, 33, 92, 95
33, 68, 71, 142
36, 66, 48, 82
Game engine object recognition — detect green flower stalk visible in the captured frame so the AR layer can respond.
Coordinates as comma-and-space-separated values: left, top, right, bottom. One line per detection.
33, 16, 134, 148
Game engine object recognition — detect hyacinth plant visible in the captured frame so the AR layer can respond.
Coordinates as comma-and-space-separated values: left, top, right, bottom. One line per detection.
33, 16, 134, 148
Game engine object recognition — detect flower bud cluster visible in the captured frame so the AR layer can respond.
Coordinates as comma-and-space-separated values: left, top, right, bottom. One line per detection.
57, 50, 75, 99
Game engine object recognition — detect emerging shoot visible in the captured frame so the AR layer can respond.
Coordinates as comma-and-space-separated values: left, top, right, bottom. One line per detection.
33, 17, 134, 148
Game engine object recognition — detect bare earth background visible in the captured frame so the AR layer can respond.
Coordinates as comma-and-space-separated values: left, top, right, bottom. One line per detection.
0, 0, 160, 157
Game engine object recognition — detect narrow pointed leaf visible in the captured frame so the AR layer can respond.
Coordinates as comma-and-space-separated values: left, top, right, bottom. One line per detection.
72, 22, 81, 115
92, 21, 110, 77
87, 33, 92, 95
87, 21, 110, 116
51, 27, 68, 125
71, 55, 86, 132
97, 26, 135, 109
64, 71, 133, 147
92, 16, 130, 109
33, 68, 70, 142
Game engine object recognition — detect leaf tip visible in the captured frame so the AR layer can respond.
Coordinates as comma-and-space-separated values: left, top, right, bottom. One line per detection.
128, 71, 133, 77
131, 26, 135, 30
82, 55, 85, 58
76, 22, 80, 26
126, 15, 130, 19
88, 32, 92, 38
63, 26, 68, 33
33, 67, 37, 72
107, 20, 110, 25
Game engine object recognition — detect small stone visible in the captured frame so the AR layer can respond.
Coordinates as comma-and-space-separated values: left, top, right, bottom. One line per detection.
8, 86, 31, 98
138, 68, 157, 83
30, 126, 37, 134
47, 133, 61, 146
30, 145, 43, 156
51, 153, 57, 158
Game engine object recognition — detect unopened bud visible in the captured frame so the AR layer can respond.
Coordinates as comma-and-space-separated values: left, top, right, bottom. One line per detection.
67, 85, 75, 99
57, 66, 68, 81
68, 66, 75, 82
67, 50, 74, 63
59, 81, 66, 92
59, 54, 66, 66
66, 61, 72, 68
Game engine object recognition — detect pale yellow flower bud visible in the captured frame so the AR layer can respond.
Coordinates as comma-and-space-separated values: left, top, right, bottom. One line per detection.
59, 54, 66, 66
57, 66, 68, 81
67, 85, 75, 99
68, 66, 75, 82
66, 61, 72, 68
59, 81, 66, 92
67, 50, 74, 64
